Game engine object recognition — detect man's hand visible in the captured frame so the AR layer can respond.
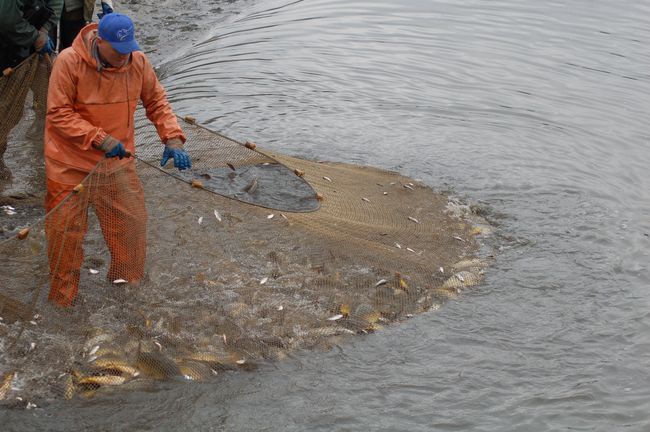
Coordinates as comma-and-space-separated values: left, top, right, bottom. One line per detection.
96, 135, 127, 159
34, 29, 54, 55
97, 2, 114, 19
160, 138, 191, 170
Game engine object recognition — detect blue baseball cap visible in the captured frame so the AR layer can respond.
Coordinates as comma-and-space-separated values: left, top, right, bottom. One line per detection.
98, 13, 140, 54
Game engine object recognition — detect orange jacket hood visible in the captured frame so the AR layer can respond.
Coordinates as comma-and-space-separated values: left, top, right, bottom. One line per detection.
72, 23, 102, 70
45, 23, 185, 182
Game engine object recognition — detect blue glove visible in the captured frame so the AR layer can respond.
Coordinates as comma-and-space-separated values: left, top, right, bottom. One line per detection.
97, 2, 114, 19
105, 142, 127, 159
38, 36, 55, 55
160, 146, 192, 170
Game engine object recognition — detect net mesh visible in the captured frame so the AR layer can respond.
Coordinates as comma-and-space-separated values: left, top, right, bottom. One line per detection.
0, 55, 491, 405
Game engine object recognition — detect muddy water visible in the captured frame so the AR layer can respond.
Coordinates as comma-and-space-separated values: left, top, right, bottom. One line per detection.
3, 0, 650, 430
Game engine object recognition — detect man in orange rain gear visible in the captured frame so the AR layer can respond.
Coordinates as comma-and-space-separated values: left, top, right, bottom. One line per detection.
45, 13, 191, 307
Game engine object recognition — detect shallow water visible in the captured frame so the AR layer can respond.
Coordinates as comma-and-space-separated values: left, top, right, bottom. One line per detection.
3, 0, 650, 430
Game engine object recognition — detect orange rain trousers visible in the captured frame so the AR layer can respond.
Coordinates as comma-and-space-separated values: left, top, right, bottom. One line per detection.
45, 162, 147, 307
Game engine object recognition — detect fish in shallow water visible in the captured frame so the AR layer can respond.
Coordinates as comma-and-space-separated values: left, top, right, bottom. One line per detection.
244, 176, 259, 194
77, 374, 126, 388
63, 374, 75, 400
135, 351, 182, 380
91, 357, 139, 377
0, 372, 15, 400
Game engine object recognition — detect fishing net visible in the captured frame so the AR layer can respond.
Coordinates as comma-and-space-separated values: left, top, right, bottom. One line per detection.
0, 55, 51, 182
0, 55, 491, 405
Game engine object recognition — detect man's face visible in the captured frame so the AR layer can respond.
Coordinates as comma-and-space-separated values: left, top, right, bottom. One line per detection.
97, 39, 130, 68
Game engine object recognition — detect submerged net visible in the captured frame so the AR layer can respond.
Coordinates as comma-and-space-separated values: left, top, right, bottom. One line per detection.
0, 56, 491, 405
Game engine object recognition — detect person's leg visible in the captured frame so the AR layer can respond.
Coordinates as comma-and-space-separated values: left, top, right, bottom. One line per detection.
92, 163, 148, 283
45, 177, 90, 307
58, 14, 86, 51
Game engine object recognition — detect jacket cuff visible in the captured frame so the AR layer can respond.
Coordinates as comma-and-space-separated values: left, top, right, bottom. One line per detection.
165, 135, 186, 145
92, 130, 108, 149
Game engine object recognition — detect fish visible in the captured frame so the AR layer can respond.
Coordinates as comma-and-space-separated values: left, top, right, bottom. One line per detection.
362, 311, 382, 324
452, 258, 487, 271
309, 327, 355, 337
375, 279, 388, 287
63, 374, 75, 400
0, 372, 15, 401
214, 210, 222, 222
83, 332, 114, 352
362, 197, 371, 203
184, 352, 221, 364
441, 271, 483, 289
226, 163, 236, 171
362, 323, 383, 333
434, 286, 459, 299
178, 361, 214, 381
91, 357, 139, 377
244, 177, 259, 194
183, 352, 238, 372
77, 375, 126, 388
396, 273, 409, 291
323, 176, 332, 182
408, 216, 420, 224
135, 351, 182, 380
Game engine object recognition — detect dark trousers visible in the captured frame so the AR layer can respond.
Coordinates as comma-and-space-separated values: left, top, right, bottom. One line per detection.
59, 7, 85, 51
59, 18, 85, 51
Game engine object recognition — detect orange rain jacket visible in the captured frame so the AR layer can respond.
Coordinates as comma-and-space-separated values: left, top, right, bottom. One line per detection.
44, 22, 186, 183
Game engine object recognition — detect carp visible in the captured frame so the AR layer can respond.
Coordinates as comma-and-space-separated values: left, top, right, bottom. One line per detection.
135, 351, 181, 380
